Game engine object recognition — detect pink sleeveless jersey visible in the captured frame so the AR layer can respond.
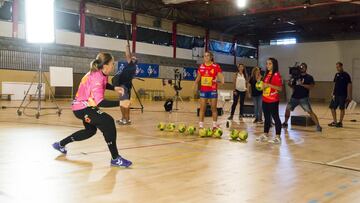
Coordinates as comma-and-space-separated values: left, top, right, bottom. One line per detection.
72, 70, 108, 111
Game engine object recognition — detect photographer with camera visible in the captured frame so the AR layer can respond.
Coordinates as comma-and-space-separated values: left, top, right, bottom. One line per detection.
282, 63, 322, 132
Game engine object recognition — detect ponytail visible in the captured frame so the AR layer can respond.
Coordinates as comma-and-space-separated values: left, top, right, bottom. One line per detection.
89, 52, 114, 72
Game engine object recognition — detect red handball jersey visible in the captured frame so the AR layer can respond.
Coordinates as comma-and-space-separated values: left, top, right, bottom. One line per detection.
197, 63, 222, 92
262, 72, 283, 103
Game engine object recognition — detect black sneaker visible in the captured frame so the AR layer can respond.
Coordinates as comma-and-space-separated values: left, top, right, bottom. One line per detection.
253, 119, 258, 123
282, 122, 288, 128
328, 122, 337, 127
336, 122, 343, 128
227, 115, 233, 120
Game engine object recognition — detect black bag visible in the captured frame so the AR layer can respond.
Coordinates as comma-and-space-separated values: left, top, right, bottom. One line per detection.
164, 99, 174, 112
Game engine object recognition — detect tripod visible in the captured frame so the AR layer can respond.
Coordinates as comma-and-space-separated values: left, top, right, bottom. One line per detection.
172, 87, 183, 111
16, 46, 62, 119
130, 78, 144, 113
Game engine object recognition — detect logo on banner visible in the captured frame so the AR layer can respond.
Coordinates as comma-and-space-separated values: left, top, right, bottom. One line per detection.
136, 64, 142, 75
147, 66, 157, 76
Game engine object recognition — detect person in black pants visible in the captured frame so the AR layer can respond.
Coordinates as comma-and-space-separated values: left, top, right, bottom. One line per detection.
228, 64, 248, 120
52, 51, 132, 168
328, 62, 352, 128
256, 58, 283, 144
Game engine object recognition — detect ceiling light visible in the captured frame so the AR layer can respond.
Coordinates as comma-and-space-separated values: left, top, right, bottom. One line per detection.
237, 0, 247, 8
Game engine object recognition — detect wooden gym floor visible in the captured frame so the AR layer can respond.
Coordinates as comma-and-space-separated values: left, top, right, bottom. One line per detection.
0, 100, 359, 203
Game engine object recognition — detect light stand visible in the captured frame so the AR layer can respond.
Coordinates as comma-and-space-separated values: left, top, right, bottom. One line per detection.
16, 0, 61, 119
16, 46, 62, 118
130, 78, 144, 113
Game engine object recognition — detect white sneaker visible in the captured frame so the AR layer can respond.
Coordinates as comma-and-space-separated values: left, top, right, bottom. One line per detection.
268, 137, 281, 144
117, 119, 128, 125
256, 134, 269, 142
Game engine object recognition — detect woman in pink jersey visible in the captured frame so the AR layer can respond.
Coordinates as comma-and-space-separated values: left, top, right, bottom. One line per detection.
194, 51, 224, 130
52, 52, 132, 167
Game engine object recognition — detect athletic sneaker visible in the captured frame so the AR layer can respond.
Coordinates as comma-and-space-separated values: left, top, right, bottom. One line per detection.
116, 119, 124, 125
111, 156, 133, 168
316, 125, 322, 132
258, 120, 264, 124
282, 122, 288, 128
268, 137, 281, 144
117, 119, 131, 125
253, 119, 258, 124
52, 142, 67, 154
227, 115, 233, 120
336, 122, 343, 128
328, 122, 337, 127
256, 134, 269, 142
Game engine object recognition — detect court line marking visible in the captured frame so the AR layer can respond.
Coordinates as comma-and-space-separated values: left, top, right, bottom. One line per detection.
326, 153, 360, 165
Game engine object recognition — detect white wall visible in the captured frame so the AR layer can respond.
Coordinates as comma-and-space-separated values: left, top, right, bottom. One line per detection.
176, 48, 193, 60
136, 41, 173, 58
0, 21, 25, 39
0, 21, 12, 37
55, 30, 80, 46
259, 42, 345, 81
85, 34, 129, 51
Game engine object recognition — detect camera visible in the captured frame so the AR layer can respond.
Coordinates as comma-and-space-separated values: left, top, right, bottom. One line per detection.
289, 62, 302, 79
289, 62, 303, 86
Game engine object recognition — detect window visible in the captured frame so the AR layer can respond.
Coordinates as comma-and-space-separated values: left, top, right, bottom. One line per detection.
209, 40, 233, 55
55, 11, 80, 32
236, 45, 257, 58
85, 16, 131, 39
0, 1, 12, 21
270, 38, 297, 45
137, 26, 171, 46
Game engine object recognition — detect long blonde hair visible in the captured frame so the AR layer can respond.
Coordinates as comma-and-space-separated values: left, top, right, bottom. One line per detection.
90, 52, 114, 72
251, 66, 261, 80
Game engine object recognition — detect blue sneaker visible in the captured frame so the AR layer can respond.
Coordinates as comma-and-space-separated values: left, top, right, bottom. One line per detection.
111, 156, 132, 168
52, 142, 67, 154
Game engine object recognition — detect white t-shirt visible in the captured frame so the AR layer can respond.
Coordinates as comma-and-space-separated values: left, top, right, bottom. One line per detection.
235, 73, 246, 92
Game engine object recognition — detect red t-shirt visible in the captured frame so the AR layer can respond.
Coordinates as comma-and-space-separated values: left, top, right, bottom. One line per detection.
262, 72, 283, 103
197, 63, 222, 92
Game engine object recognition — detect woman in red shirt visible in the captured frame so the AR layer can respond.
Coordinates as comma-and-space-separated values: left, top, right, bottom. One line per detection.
256, 58, 283, 144
194, 51, 224, 130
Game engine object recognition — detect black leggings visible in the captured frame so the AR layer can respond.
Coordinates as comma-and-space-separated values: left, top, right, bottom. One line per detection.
60, 107, 119, 159
263, 101, 282, 135
230, 90, 246, 116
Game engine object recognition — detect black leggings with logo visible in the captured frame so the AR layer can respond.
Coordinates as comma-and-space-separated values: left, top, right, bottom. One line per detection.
60, 107, 119, 159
